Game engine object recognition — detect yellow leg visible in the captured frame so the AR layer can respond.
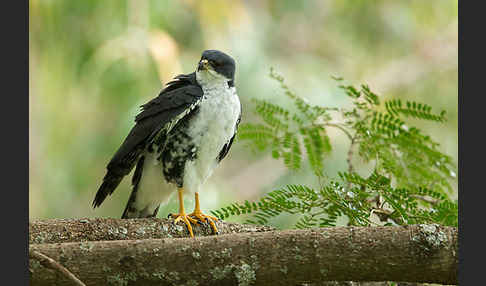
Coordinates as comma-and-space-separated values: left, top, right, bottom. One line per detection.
189, 192, 219, 234
169, 188, 198, 238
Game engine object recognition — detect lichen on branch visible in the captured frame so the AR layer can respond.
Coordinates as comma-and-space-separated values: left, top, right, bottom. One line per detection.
29, 220, 457, 286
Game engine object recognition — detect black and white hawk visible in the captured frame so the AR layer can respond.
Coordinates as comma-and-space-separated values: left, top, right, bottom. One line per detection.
92, 50, 241, 237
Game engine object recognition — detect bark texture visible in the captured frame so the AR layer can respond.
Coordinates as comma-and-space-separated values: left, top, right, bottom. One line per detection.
29, 220, 458, 286
29, 217, 275, 244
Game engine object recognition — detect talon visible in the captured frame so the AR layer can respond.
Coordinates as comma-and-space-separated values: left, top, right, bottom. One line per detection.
169, 191, 220, 237
187, 216, 198, 224
170, 213, 195, 238
167, 188, 197, 238
189, 211, 219, 235
187, 192, 220, 235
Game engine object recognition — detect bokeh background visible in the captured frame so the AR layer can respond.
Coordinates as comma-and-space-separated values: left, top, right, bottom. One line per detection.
29, 0, 458, 228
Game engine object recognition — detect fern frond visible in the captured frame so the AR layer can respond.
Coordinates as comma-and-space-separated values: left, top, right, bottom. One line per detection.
218, 70, 457, 230
361, 84, 380, 105
237, 123, 275, 150
370, 112, 405, 138
252, 98, 290, 131
385, 99, 446, 122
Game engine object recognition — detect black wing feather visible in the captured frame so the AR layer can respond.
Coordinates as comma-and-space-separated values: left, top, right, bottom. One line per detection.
120, 155, 145, 218
93, 73, 202, 208
217, 103, 242, 162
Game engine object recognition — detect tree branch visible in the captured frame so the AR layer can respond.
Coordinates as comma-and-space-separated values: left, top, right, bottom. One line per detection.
29, 249, 86, 286
29, 220, 457, 286
29, 217, 275, 244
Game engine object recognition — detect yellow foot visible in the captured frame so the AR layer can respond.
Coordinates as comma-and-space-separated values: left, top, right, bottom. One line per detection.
189, 211, 219, 235
169, 213, 198, 238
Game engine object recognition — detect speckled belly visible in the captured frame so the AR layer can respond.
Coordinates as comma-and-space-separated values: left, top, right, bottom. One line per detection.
181, 87, 241, 194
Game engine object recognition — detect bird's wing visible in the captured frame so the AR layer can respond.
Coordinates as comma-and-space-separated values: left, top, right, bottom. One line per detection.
93, 73, 203, 208
217, 102, 242, 162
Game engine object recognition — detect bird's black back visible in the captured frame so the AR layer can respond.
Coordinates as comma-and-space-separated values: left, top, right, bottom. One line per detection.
92, 73, 203, 208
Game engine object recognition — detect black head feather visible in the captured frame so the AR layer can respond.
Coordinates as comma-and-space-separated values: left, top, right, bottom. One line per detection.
199, 50, 236, 83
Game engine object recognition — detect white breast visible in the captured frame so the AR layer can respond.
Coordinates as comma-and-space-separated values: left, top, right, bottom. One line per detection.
182, 82, 240, 194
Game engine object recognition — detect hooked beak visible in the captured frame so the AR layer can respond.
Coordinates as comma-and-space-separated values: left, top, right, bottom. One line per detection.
198, 59, 210, 71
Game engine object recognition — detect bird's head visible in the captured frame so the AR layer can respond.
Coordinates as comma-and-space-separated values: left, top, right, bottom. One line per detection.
196, 50, 235, 87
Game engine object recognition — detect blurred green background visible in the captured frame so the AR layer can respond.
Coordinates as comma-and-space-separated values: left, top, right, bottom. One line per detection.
29, 0, 458, 227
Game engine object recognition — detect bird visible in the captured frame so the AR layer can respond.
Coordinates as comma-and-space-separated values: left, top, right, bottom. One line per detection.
92, 50, 241, 237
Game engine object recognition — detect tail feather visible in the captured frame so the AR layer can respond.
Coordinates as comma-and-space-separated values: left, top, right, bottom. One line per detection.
121, 187, 140, 219
120, 155, 172, 219
121, 197, 160, 218
92, 173, 123, 208
121, 188, 162, 218
121, 155, 161, 219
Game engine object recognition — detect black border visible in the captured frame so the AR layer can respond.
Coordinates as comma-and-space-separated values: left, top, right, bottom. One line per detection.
458, 0, 477, 285
4, 0, 29, 284
3, 0, 28, 284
